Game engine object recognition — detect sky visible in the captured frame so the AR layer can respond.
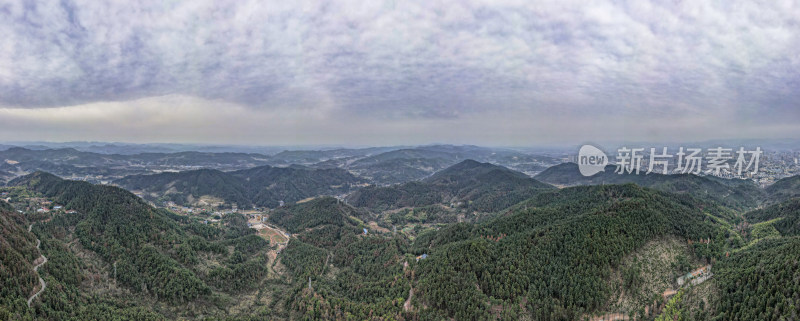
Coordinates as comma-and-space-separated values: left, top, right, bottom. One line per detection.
0, 0, 798, 146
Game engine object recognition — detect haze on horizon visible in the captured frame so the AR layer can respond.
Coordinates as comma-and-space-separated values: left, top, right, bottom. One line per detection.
1, 0, 799, 146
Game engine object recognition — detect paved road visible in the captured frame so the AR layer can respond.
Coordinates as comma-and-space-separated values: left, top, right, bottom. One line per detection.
26, 224, 48, 308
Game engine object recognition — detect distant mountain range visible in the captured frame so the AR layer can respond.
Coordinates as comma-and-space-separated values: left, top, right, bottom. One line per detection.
347, 160, 554, 213
535, 162, 765, 210
343, 145, 559, 185
0, 144, 562, 187
115, 165, 364, 208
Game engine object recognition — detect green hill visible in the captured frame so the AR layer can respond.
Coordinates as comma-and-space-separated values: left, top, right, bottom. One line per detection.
10, 172, 214, 302
268, 197, 411, 320
348, 148, 462, 184
535, 163, 764, 210
4, 170, 798, 320
765, 175, 800, 204
116, 165, 364, 208
347, 160, 553, 214
745, 198, 800, 237
115, 168, 251, 207
0, 200, 40, 318
346, 145, 558, 185
713, 236, 800, 320
230, 165, 362, 208
268, 197, 368, 234
0, 170, 14, 185
410, 184, 733, 320
5, 172, 279, 319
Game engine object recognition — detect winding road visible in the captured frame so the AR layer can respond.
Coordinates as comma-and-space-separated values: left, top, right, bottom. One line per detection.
26, 224, 47, 308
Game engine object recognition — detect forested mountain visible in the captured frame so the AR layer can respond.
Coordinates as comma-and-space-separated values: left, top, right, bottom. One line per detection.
270, 182, 798, 320
2, 169, 797, 320
535, 163, 764, 210
765, 175, 800, 204
115, 168, 251, 207
268, 197, 370, 234
0, 147, 275, 169
115, 165, 364, 208
408, 184, 740, 320
4, 172, 280, 320
712, 236, 800, 320
268, 147, 399, 165
269, 196, 412, 320
0, 170, 13, 184
347, 160, 553, 214
0, 145, 560, 189
9, 172, 214, 303
0, 200, 40, 318
745, 198, 800, 238
345, 145, 559, 185
346, 148, 469, 184
710, 198, 800, 321
229, 165, 363, 208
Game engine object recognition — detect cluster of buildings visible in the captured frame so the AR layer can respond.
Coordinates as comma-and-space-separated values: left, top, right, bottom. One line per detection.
677, 265, 713, 287
750, 150, 800, 186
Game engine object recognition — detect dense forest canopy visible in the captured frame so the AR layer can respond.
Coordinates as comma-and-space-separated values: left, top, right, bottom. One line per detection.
115, 165, 364, 208
2, 172, 278, 320
1, 168, 799, 320
765, 175, 800, 205
347, 160, 553, 215
535, 163, 765, 210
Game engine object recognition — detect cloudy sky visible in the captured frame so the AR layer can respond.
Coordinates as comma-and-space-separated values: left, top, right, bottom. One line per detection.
0, 0, 798, 146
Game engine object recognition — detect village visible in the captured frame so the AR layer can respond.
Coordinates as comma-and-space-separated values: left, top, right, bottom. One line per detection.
155, 199, 293, 254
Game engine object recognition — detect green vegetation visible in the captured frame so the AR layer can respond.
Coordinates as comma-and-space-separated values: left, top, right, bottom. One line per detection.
765, 175, 800, 204
746, 198, 800, 237
268, 197, 368, 233
535, 163, 764, 210
656, 289, 685, 321
3, 167, 799, 320
115, 165, 363, 208
348, 160, 553, 222
274, 198, 412, 320
411, 184, 733, 320
713, 236, 800, 321
0, 201, 39, 316
2, 172, 289, 320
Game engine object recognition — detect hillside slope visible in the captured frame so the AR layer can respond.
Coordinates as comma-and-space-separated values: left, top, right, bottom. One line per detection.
535, 163, 764, 210
0, 200, 40, 318
410, 184, 735, 320
765, 175, 800, 204
347, 160, 553, 213
5, 172, 281, 319
116, 165, 364, 208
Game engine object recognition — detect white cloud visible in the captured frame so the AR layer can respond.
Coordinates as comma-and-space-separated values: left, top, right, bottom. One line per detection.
0, 0, 798, 144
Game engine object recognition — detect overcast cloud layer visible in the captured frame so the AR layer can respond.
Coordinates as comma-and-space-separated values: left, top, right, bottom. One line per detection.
0, 0, 798, 145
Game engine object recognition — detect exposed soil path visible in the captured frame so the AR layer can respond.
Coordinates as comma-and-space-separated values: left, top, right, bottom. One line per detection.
26, 224, 48, 308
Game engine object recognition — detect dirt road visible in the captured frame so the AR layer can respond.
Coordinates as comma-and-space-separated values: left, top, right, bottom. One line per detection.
26, 224, 48, 308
